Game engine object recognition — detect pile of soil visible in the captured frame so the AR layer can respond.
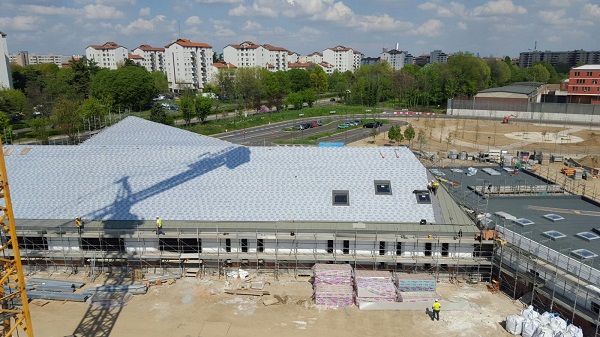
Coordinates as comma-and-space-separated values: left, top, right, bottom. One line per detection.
576, 156, 600, 168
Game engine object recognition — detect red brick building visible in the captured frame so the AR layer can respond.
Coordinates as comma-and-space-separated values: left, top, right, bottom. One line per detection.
567, 65, 600, 104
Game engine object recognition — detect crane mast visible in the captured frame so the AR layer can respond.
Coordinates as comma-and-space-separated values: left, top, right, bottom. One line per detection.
0, 138, 34, 337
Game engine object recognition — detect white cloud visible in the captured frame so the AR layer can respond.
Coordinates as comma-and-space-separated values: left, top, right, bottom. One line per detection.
243, 20, 262, 30
210, 18, 236, 36
582, 3, 600, 18
281, 0, 332, 18
83, 4, 124, 19
299, 26, 319, 35
0, 16, 39, 31
185, 16, 203, 26
538, 9, 565, 23
139, 7, 150, 16
196, 0, 243, 3
457, 21, 467, 30
118, 15, 167, 35
229, 3, 278, 17
417, 2, 465, 18
23, 5, 80, 16
408, 19, 442, 37
472, 0, 527, 16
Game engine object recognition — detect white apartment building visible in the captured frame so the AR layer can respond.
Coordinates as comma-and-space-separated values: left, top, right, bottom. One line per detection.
164, 38, 213, 92
323, 46, 356, 72
306, 52, 323, 64
131, 45, 165, 73
287, 51, 300, 64
9, 52, 73, 67
318, 62, 335, 75
0, 31, 12, 89
223, 41, 289, 72
128, 53, 144, 66
380, 49, 406, 71
353, 50, 362, 70
85, 42, 128, 70
430, 49, 448, 63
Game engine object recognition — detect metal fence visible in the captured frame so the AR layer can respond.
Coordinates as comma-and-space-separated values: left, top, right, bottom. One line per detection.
449, 99, 600, 116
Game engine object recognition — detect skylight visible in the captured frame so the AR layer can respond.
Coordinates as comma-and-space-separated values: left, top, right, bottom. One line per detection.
332, 190, 349, 206
543, 214, 565, 222
543, 230, 566, 240
576, 232, 600, 241
514, 218, 535, 226
374, 180, 392, 195
571, 249, 598, 260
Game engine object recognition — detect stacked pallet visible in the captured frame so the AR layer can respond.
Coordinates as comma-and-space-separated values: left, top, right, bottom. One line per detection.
561, 167, 582, 177
354, 270, 397, 305
313, 264, 354, 307
396, 273, 438, 303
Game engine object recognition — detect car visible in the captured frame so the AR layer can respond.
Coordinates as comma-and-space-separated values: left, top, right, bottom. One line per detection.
316, 120, 323, 126
303, 122, 312, 129
363, 121, 383, 128
330, 97, 336, 102
353, 119, 362, 125
310, 121, 319, 128
337, 123, 350, 129
346, 121, 357, 126
297, 124, 306, 130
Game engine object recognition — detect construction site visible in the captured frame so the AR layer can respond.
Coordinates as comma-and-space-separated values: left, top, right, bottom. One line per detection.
1, 115, 599, 336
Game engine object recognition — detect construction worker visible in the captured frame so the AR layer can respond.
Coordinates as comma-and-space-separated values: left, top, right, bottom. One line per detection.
427, 181, 433, 193
75, 217, 83, 234
156, 216, 164, 235
432, 299, 441, 321
432, 180, 439, 195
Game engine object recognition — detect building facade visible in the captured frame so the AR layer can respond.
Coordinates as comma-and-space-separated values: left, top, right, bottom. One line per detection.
380, 49, 406, 70
9, 52, 72, 67
223, 41, 289, 72
306, 52, 323, 64
519, 50, 600, 69
132, 45, 165, 73
85, 42, 128, 70
567, 65, 600, 105
164, 38, 213, 92
323, 46, 357, 73
0, 32, 12, 89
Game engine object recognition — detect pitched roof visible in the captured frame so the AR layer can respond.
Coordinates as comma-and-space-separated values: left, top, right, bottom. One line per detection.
328, 46, 351, 52
128, 53, 144, 60
213, 62, 236, 69
308, 52, 323, 57
88, 42, 125, 50
227, 41, 261, 49
165, 38, 212, 49
135, 44, 165, 52
288, 62, 311, 68
263, 44, 287, 52
5, 117, 436, 224
573, 65, 600, 70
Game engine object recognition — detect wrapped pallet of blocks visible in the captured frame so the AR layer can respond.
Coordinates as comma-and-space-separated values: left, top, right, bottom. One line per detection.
396, 273, 436, 292
312, 264, 354, 307
354, 270, 397, 305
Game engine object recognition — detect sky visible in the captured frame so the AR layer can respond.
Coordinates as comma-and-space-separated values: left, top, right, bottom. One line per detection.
1, 0, 600, 59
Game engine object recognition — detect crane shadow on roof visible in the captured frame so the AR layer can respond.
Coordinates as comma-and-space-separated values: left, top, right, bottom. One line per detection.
86, 145, 251, 232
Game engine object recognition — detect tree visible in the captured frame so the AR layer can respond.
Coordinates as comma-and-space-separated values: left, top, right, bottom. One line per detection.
90, 66, 156, 110
486, 59, 511, 87
370, 127, 380, 142
287, 69, 311, 92
68, 57, 100, 99
447, 52, 491, 98
79, 97, 107, 129
285, 92, 303, 110
51, 97, 81, 142
235, 67, 263, 109
179, 92, 195, 125
526, 64, 551, 83
417, 129, 427, 152
300, 89, 316, 107
391, 70, 416, 107
27, 117, 51, 144
149, 103, 168, 124
0, 89, 27, 121
150, 71, 169, 93
310, 66, 328, 94
195, 96, 213, 122
403, 124, 416, 146
388, 125, 404, 144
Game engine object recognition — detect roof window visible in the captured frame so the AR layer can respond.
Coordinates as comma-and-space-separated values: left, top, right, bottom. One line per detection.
332, 190, 349, 206
374, 180, 392, 195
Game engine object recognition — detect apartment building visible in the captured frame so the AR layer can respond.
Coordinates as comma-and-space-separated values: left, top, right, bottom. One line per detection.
306, 52, 323, 64
128, 53, 144, 66
353, 50, 362, 70
567, 64, 600, 104
223, 41, 289, 72
430, 49, 448, 63
85, 42, 128, 70
9, 51, 72, 67
131, 44, 165, 73
0, 31, 12, 89
519, 50, 600, 68
287, 51, 300, 64
380, 49, 406, 70
323, 46, 358, 72
164, 38, 213, 92
318, 62, 335, 75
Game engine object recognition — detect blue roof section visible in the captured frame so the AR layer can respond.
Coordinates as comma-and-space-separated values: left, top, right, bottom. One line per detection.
4, 117, 435, 224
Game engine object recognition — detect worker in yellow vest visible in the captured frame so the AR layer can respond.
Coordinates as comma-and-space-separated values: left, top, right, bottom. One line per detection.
75, 217, 83, 234
156, 216, 164, 235
432, 299, 441, 321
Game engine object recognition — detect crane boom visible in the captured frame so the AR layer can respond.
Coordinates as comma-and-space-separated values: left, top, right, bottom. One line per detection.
0, 138, 34, 337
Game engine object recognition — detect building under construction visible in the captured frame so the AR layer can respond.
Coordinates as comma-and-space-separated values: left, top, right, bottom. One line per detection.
3, 117, 599, 335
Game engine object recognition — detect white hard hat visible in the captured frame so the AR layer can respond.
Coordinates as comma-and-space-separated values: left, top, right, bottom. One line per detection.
435, 299, 439, 301
156, 216, 160, 218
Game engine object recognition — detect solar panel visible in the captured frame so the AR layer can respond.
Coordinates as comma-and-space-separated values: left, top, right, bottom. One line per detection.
576, 232, 600, 241
543, 214, 565, 222
571, 249, 598, 259
450, 169, 463, 173
514, 218, 535, 226
543, 230, 566, 240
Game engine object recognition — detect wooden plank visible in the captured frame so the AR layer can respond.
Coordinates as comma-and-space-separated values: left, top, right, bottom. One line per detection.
224, 289, 269, 296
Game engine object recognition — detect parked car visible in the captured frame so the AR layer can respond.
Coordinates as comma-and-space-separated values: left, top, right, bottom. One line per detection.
353, 119, 362, 125
330, 97, 336, 102
310, 121, 319, 128
363, 121, 383, 128
337, 123, 350, 129
316, 120, 323, 126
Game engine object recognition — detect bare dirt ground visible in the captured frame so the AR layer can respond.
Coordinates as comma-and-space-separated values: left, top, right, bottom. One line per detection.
28, 271, 523, 337
349, 117, 600, 199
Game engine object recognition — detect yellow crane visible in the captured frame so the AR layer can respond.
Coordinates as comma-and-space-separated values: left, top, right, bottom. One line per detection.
0, 138, 34, 336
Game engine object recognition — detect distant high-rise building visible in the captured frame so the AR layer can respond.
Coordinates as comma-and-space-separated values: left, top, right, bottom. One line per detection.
9, 52, 73, 67
223, 41, 289, 72
380, 49, 406, 70
323, 46, 359, 72
430, 50, 448, 63
85, 42, 128, 69
518, 50, 600, 68
132, 45, 166, 73
164, 38, 213, 92
0, 31, 13, 89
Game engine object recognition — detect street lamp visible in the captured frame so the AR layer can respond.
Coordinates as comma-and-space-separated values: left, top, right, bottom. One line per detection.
487, 136, 491, 152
